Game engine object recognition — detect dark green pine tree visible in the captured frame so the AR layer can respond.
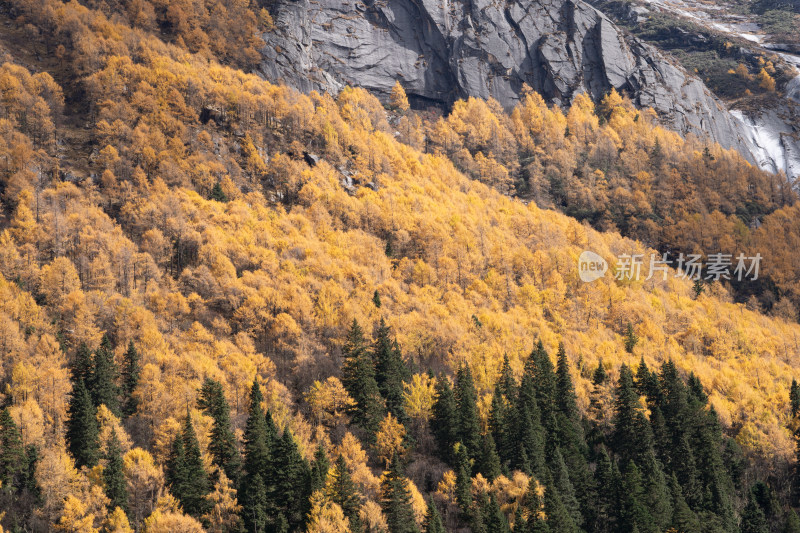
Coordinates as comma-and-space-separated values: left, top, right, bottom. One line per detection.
554, 344, 579, 422
553, 346, 592, 523
612, 365, 652, 468
512, 506, 527, 533
373, 289, 382, 308
0, 408, 27, 494
210, 181, 228, 202
90, 334, 121, 415
527, 341, 557, 437
372, 320, 410, 424
513, 372, 545, 476
454, 442, 473, 513
23, 444, 40, 498
550, 448, 582, 528
491, 356, 516, 466
431, 374, 458, 464
686, 373, 707, 404
658, 361, 700, 506
482, 493, 510, 533
341, 319, 385, 437
70, 342, 93, 385
120, 341, 140, 417
423, 496, 445, 533
455, 363, 482, 466
489, 386, 512, 469
618, 461, 656, 533
168, 414, 211, 517
668, 474, 699, 533
103, 429, 128, 514
66, 379, 100, 469
240, 381, 272, 533
784, 509, 800, 533
310, 443, 330, 494
197, 378, 241, 482
165, 429, 187, 499
477, 431, 502, 481
380, 454, 420, 533
593, 359, 607, 386
497, 355, 516, 400
244, 472, 269, 533
272, 428, 311, 531
329, 455, 362, 532
623, 323, 638, 354
692, 406, 735, 525
542, 471, 580, 533
791, 379, 800, 418
592, 447, 618, 533
634, 357, 660, 407
740, 493, 769, 533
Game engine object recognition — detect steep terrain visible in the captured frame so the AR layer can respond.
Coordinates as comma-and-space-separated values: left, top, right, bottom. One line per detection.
260, 0, 759, 162
2, 0, 800, 532
589, 0, 800, 178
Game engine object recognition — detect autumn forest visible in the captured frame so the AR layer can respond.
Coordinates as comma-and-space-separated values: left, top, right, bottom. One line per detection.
1, 0, 800, 532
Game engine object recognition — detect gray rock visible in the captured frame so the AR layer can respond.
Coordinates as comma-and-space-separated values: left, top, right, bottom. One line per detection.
259, 0, 757, 162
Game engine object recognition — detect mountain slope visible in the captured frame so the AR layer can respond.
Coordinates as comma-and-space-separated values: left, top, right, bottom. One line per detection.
260, 0, 759, 162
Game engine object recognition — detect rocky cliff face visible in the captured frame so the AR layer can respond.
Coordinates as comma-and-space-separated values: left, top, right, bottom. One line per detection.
259, 0, 759, 161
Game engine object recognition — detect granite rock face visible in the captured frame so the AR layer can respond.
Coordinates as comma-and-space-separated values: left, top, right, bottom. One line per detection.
259, 0, 756, 160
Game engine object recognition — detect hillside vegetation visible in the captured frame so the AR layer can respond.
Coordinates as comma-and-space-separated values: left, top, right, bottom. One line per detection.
1, 0, 800, 532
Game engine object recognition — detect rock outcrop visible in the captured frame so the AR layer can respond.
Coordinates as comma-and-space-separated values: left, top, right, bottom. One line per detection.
259, 0, 758, 161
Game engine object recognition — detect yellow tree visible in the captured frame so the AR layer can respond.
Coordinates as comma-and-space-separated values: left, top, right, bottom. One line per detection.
389, 81, 410, 113
375, 413, 406, 465
305, 376, 356, 432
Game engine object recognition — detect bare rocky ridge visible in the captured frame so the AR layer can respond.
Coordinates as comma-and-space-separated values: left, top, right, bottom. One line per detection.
259, 0, 758, 162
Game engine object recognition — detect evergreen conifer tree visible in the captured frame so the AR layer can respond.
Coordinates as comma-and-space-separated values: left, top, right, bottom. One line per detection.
0, 408, 26, 494
513, 372, 545, 476
740, 493, 769, 533
527, 341, 557, 436
167, 414, 211, 516
103, 429, 128, 514
455, 363, 482, 465
792, 379, 800, 418
431, 374, 458, 464
784, 510, 800, 533
66, 379, 100, 469
454, 442, 472, 512
482, 493, 510, 533
380, 454, 420, 533
239, 381, 272, 533
90, 335, 121, 415
310, 443, 330, 494
70, 342, 93, 386
423, 496, 445, 533
328, 455, 362, 532
273, 428, 311, 531
120, 341, 140, 417
542, 470, 580, 533
372, 320, 410, 424
618, 461, 656, 533
593, 446, 618, 533
197, 378, 241, 482
550, 448, 582, 528
210, 181, 228, 202
341, 319, 385, 437
612, 365, 652, 468
477, 431, 502, 481
668, 474, 699, 533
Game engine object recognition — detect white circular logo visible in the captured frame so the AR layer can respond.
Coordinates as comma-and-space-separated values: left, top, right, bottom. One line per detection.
578, 251, 607, 282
